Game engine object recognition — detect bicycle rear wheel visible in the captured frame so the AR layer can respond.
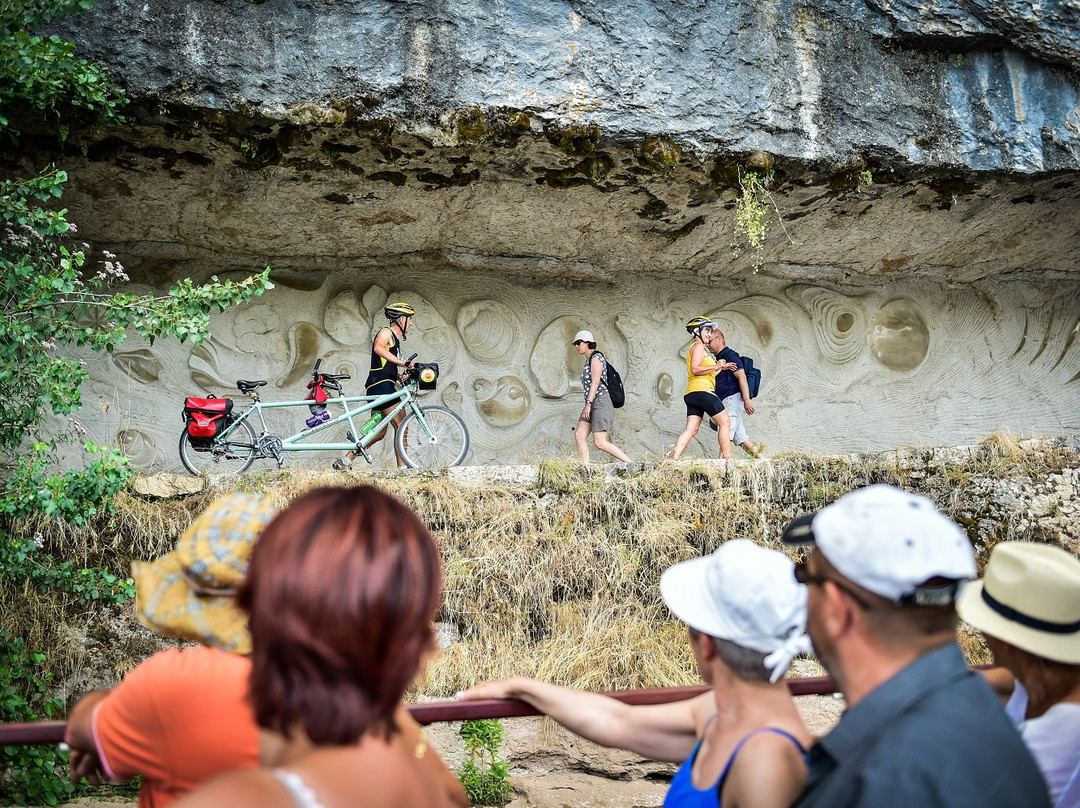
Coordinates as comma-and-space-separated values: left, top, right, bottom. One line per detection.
178, 419, 258, 475
395, 405, 469, 469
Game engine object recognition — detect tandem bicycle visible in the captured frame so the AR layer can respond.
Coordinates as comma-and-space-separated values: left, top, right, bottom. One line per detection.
178, 356, 469, 475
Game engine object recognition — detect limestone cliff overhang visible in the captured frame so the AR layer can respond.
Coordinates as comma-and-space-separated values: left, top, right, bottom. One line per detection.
23, 0, 1078, 284
45, 0, 1080, 172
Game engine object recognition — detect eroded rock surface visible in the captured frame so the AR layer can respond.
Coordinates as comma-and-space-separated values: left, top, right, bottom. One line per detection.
43, 271, 1080, 469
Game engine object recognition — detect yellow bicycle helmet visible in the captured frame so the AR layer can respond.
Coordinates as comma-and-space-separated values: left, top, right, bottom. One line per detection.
685, 316, 716, 336
384, 302, 416, 321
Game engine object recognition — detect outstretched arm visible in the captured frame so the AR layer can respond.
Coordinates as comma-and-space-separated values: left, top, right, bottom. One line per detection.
457, 677, 710, 762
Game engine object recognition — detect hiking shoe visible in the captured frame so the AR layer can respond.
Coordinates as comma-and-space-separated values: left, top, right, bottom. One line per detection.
332, 457, 351, 471
745, 442, 765, 459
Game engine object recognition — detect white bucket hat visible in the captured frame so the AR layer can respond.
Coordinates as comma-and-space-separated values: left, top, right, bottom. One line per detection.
957, 542, 1080, 665
782, 484, 975, 605
659, 538, 810, 683
572, 330, 595, 344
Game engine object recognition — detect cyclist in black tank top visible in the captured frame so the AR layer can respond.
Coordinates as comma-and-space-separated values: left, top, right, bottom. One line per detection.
367, 327, 403, 394
333, 303, 417, 470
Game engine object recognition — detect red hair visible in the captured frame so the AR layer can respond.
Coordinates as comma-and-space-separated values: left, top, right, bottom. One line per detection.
238, 485, 441, 744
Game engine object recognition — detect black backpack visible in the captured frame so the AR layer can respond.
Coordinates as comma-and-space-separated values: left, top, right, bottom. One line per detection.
742, 356, 761, 399
596, 352, 626, 408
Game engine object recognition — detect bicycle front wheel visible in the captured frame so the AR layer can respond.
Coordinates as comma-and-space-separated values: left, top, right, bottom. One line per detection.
395, 405, 470, 469
178, 419, 258, 475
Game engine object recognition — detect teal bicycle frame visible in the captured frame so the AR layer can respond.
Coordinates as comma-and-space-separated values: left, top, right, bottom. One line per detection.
229, 384, 423, 456
180, 359, 470, 474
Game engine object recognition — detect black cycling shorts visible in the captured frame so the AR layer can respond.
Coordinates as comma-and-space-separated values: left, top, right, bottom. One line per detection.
684, 391, 725, 419
366, 379, 398, 400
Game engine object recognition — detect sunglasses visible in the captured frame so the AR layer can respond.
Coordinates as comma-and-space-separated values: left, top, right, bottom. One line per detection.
573, 340, 585, 346
794, 561, 871, 610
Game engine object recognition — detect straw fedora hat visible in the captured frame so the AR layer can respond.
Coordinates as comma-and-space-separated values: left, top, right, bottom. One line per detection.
132, 492, 277, 654
957, 541, 1080, 665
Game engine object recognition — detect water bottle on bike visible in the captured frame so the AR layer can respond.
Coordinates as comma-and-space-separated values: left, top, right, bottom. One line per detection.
359, 412, 383, 435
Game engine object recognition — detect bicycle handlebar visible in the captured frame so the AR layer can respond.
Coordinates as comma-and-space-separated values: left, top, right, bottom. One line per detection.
400, 353, 421, 381
310, 358, 350, 386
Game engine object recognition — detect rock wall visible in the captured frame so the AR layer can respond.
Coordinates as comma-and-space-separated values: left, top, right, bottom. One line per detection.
70, 269, 1078, 470
10, 0, 1079, 465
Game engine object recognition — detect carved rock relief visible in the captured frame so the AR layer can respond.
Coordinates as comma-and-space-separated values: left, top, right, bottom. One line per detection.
61, 269, 1080, 472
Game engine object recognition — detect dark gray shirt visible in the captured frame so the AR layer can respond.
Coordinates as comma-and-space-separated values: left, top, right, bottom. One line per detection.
797, 642, 1050, 808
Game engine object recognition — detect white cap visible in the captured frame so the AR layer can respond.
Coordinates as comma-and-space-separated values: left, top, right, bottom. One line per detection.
660, 539, 810, 682
572, 330, 595, 344
782, 484, 975, 604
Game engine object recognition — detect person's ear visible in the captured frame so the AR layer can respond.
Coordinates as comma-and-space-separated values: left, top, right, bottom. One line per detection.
697, 632, 719, 662
822, 580, 858, 638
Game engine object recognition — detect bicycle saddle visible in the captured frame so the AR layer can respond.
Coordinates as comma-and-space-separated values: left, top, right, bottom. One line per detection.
236, 379, 268, 392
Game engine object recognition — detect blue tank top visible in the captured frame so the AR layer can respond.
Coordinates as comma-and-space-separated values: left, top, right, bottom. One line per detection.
663, 727, 805, 808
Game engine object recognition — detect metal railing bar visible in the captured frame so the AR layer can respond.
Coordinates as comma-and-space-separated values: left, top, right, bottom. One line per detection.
0, 676, 839, 744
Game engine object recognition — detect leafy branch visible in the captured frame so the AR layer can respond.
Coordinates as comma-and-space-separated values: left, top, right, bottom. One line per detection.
0, 0, 126, 137
731, 169, 793, 271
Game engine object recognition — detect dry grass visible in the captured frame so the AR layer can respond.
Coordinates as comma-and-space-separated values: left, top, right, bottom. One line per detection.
4, 435, 1077, 703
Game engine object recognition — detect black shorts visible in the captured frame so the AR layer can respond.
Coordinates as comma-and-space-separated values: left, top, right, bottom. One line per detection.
684, 391, 725, 419
366, 379, 398, 400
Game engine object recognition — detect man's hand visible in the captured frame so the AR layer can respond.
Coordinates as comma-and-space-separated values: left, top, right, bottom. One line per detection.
744, 399, 755, 415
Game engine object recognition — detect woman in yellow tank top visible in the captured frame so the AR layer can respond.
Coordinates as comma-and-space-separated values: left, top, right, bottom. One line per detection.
672, 318, 735, 459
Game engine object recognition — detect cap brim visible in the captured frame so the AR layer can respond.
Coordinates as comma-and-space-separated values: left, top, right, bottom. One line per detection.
781, 513, 818, 545
957, 581, 1080, 665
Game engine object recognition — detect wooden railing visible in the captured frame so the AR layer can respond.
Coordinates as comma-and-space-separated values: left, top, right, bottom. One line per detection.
0, 676, 838, 746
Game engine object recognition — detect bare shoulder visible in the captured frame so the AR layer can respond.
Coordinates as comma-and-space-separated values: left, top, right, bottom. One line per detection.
687, 691, 717, 734
171, 769, 285, 808
724, 729, 807, 808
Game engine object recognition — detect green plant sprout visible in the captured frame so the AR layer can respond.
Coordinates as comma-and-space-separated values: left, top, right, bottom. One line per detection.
238, 138, 258, 160
457, 719, 512, 805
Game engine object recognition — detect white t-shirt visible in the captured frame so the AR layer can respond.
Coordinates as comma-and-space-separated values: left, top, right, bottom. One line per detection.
1006, 681, 1080, 806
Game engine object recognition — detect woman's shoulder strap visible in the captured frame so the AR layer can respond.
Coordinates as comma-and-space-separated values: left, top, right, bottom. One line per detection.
271, 769, 329, 808
716, 726, 807, 798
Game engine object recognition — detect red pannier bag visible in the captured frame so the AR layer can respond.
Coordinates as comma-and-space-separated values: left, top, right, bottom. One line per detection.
183, 396, 234, 443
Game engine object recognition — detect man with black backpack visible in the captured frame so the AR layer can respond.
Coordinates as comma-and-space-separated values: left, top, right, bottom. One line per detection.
708, 330, 765, 460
